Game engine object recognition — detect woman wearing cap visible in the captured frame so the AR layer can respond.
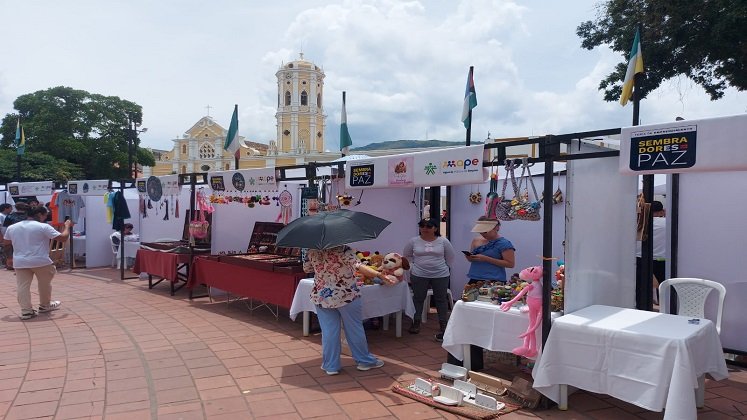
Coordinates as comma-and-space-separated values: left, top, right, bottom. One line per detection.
455, 216, 515, 370
403, 217, 455, 340
466, 216, 515, 283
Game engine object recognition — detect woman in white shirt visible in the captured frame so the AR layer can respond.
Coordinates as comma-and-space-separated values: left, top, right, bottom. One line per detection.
403, 217, 455, 341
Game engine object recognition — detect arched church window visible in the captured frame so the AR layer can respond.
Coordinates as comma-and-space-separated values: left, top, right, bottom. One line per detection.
285, 91, 291, 106
181, 144, 187, 155
181, 165, 187, 174
317, 93, 321, 107
301, 91, 308, 106
199, 142, 215, 159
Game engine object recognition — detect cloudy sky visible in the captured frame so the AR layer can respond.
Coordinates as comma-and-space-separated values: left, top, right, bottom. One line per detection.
1, 0, 745, 152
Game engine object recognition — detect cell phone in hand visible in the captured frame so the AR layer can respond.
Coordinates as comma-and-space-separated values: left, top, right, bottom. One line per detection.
461, 250, 473, 256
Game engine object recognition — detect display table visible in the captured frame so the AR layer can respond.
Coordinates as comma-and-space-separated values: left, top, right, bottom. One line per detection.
121, 241, 140, 260
441, 300, 560, 370
71, 235, 86, 256
133, 248, 193, 296
290, 279, 416, 338
187, 257, 306, 316
532, 305, 729, 420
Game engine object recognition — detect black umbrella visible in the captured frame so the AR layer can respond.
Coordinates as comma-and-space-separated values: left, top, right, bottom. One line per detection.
276, 209, 391, 250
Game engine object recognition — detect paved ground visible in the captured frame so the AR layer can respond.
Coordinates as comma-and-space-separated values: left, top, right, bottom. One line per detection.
0, 267, 745, 420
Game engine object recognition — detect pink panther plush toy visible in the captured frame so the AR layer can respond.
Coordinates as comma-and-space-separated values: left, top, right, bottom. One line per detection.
499, 265, 543, 358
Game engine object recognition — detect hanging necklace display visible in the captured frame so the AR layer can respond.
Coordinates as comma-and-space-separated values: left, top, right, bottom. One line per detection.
276, 186, 293, 224
469, 184, 482, 204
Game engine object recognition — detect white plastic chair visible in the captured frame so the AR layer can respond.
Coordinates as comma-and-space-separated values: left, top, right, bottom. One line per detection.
421, 288, 454, 323
658, 278, 726, 334
658, 277, 726, 407
110, 233, 121, 268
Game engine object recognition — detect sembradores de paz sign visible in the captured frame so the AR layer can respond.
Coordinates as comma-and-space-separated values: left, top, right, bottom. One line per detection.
629, 125, 696, 172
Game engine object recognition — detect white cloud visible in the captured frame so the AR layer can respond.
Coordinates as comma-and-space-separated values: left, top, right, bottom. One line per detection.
0, 0, 744, 152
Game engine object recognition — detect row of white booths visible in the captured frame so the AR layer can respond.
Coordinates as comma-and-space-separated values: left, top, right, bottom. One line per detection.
3, 113, 746, 355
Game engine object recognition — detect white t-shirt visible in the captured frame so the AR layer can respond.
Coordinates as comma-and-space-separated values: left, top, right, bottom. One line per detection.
636, 216, 666, 259
5, 220, 61, 268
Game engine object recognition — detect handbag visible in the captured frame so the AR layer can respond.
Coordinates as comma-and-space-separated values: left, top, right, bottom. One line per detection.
189, 209, 209, 239
189, 189, 213, 240
509, 160, 542, 221
487, 161, 518, 221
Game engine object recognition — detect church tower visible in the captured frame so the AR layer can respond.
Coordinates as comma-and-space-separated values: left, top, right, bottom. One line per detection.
274, 53, 326, 155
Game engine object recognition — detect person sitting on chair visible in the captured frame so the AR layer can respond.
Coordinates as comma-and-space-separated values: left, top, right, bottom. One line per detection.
111, 223, 137, 268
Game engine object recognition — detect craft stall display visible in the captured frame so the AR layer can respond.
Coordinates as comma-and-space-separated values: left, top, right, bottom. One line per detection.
187, 222, 308, 316
289, 277, 416, 337
134, 181, 212, 295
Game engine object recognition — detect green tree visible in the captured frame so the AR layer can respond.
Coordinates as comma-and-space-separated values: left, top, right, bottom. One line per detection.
577, 0, 747, 101
0, 150, 84, 183
0, 86, 154, 180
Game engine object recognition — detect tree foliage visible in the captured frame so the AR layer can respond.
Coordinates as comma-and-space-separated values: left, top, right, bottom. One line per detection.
577, 0, 747, 101
0, 150, 84, 184
0, 86, 155, 181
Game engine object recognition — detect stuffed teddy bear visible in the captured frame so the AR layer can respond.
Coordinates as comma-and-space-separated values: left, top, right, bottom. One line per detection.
499, 265, 543, 359
368, 251, 384, 270
378, 252, 410, 285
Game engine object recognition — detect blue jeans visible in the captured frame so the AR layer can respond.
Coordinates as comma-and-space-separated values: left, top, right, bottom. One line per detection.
316, 298, 379, 372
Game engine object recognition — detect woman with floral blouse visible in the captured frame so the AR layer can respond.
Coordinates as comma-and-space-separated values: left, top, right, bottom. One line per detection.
303, 245, 384, 375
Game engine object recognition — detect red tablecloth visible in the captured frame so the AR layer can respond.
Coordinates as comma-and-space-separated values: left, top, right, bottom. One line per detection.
133, 249, 192, 282
188, 257, 306, 308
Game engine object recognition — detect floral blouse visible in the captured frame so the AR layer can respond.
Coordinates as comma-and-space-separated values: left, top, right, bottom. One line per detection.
302, 246, 360, 309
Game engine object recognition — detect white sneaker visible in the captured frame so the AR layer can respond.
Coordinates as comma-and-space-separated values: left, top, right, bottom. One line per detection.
20, 310, 37, 320
39, 301, 61, 313
357, 359, 385, 371
320, 366, 339, 376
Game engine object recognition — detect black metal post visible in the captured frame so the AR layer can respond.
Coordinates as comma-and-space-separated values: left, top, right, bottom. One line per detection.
539, 136, 560, 347
16, 155, 21, 182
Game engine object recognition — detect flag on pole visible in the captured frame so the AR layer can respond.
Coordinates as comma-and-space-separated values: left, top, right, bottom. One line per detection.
224, 105, 240, 158
18, 127, 25, 156
340, 92, 353, 156
461, 67, 477, 128
620, 28, 644, 106
14, 118, 25, 156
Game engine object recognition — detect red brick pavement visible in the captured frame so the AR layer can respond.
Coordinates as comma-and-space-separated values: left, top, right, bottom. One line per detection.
0, 267, 745, 419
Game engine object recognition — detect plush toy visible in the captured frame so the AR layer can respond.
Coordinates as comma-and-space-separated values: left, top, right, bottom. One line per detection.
378, 253, 410, 285
499, 265, 543, 358
368, 251, 384, 270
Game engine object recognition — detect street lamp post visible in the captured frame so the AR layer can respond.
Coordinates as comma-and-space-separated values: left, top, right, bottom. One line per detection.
126, 115, 147, 179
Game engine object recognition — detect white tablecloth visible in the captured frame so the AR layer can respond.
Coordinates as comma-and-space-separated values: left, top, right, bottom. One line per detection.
120, 241, 140, 260
71, 236, 86, 256
532, 305, 729, 420
290, 278, 416, 337
441, 300, 559, 369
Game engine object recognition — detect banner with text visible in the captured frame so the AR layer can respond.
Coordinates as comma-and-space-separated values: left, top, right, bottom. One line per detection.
67, 180, 110, 196
349, 145, 488, 189
620, 114, 747, 175
207, 168, 278, 192
8, 181, 55, 196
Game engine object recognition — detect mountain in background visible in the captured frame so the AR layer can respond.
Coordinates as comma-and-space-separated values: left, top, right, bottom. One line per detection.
352, 139, 482, 151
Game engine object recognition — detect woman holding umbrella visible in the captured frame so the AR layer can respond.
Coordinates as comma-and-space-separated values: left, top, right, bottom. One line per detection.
303, 245, 385, 375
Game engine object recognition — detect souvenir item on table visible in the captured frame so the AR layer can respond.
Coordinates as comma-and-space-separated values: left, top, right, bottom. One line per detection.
551, 263, 565, 312
377, 253, 410, 285
509, 159, 541, 221
499, 266, 543, 358
337, 193, 353, 207
220, 221, 302, 273
354, 251, 408, 286
461, 282, 481, 302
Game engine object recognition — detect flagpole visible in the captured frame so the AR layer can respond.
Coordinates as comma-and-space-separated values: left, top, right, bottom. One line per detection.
341, 91, 347, 157
465, 66, 474, 146
630, 23, 654, 311
16, 154, 20, 182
